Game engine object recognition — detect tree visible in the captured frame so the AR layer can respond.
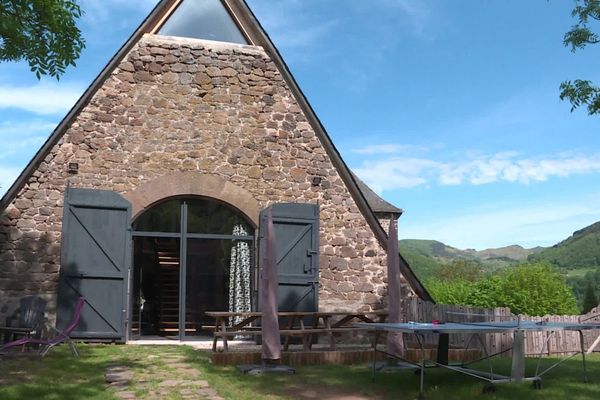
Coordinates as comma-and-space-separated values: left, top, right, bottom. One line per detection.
0, 0, 85, 79
428, 262, 579, 316
582, 281, 599, 313
560, 0, 600, 115
474, 262, 579, 316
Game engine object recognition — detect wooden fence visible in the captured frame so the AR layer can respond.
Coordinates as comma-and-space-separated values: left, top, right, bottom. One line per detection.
400, 298, 600, 356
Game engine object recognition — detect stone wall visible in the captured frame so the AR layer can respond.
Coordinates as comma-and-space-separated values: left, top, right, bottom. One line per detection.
0, 35, 413, 324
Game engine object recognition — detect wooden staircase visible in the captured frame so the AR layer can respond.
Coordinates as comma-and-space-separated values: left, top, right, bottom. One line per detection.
155, 240, 201, 335
157, 241, 180, 335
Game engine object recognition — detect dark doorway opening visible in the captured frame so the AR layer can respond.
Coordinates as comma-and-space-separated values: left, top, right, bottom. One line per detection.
130, 197, 255, 340
131, 237, 181, 337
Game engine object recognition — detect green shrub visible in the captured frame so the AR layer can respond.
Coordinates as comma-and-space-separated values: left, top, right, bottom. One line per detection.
427, 262, 579, 316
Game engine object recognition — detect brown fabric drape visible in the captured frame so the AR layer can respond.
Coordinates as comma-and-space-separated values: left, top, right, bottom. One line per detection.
261, 206, 281, 361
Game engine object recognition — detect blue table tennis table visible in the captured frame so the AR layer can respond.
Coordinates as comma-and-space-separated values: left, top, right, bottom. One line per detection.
356, 319, 600, 400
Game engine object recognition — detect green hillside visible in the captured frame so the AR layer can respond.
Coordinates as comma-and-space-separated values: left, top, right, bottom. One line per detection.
399, 239, 474, 262
399, 239, 540, 281
401, 221, 600, 312
526, 222, 600, 311
399, 239, 466, 281
398, 243, 444, 281
528, 221, 600, 271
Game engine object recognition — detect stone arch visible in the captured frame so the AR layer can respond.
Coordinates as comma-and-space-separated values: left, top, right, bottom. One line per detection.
123, 172, 260, 227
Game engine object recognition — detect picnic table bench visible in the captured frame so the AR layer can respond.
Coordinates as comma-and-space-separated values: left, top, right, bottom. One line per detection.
205, 310, 388, 352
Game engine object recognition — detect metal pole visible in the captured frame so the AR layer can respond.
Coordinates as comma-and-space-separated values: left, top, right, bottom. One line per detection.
179, 202, 188, 341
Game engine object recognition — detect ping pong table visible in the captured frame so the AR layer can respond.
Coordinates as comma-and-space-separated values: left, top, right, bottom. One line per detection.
356, 319, 600, 399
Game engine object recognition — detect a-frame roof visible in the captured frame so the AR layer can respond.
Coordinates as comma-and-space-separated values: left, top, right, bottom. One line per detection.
0, 0, 431, 301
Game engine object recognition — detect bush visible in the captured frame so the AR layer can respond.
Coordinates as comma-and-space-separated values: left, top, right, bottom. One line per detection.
428, 262, 579, 316
426, 279, 474, 305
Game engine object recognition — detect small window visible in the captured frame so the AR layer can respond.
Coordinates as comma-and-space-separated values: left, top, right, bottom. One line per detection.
158, 0, 248, 45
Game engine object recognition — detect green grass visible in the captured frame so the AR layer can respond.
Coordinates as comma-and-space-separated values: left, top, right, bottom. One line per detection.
0, 345, 126, 400
2, 344, 600, 399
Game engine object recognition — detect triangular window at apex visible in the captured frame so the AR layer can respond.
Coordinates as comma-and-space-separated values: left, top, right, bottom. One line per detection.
157, 0, 248, 45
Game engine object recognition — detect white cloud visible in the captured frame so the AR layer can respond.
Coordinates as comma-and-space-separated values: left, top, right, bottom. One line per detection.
352, 143, 426, 155
400, 199, 600, 250
272, 20, 338, 49
248, 0, 338, 50
354, 157, 440, 192
355, 152, 600, 192
381, 0, 432, 37
0, 82, 83, 115
0, 120, 56, 137
0, 136, 46, 160
0, 166, 22, 196
79, 0, 156, 25
0, 120, 54, 160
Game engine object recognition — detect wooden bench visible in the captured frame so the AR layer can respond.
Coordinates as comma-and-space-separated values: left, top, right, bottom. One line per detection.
205, 310, 387, 352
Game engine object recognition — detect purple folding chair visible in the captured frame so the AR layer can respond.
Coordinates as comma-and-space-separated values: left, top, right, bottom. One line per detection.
1, 297, 85, 357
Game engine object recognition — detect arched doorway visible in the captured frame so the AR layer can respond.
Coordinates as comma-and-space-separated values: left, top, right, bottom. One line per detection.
130, 197, 255, 339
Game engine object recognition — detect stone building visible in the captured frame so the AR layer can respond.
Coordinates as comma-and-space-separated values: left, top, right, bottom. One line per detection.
0, 0, 430, 342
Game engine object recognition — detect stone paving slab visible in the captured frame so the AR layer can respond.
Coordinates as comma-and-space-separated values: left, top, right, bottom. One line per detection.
106, 351, 223, 399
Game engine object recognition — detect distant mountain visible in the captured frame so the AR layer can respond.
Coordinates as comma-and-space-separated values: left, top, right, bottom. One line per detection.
399, 239, 545, 281
401, 221, 600, 311
399, 239, 542, 264
528, 221, 600, 271
464, 245, 545, 261
401, 220, 600, 280
399, 239, 465, 260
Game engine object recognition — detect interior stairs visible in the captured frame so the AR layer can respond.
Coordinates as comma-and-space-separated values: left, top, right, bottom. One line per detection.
156, 240, 203, 335
156, 241, 181, 335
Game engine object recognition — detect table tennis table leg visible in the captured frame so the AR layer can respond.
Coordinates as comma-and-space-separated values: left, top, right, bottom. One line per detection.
579, 330, 588, 383
511, 330, 525, 382
437, 333, 449, 365
416, 333, 426, 400
534, 329, 588, 385
534, 330, 554, 383
371, 331, 380, 381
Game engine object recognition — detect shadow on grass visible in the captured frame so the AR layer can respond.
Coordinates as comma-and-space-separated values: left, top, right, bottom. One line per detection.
181, 349, 600, 400
4, 345, 600, 400
0, 344, 146, 400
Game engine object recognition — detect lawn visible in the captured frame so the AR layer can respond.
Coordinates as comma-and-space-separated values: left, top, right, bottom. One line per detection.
1, 344, 600, 399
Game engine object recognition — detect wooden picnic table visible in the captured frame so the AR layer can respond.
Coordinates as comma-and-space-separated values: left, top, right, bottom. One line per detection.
205, 310, 388, 352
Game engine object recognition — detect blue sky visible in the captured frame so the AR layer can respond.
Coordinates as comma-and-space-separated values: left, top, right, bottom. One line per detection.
1, 0, 599, 250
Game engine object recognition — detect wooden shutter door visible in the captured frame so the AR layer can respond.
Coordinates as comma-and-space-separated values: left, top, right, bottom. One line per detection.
56, 188, 131, 341
259, 203, 320, 312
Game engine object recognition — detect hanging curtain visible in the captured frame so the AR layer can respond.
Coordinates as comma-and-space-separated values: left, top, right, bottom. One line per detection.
229, 224, 252, 327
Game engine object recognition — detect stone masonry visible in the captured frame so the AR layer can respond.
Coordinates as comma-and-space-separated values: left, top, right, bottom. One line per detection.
0, 35, 413, 324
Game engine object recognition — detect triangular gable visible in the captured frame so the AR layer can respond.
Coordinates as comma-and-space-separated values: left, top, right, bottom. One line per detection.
0, 0, 431, 301
154, 0, 248, 45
